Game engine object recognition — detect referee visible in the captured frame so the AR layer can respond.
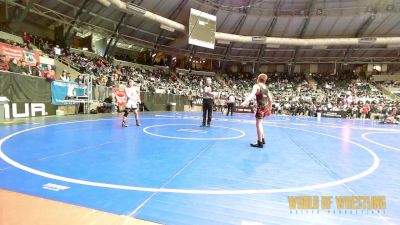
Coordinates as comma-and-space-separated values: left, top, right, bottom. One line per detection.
226, 93, 236, 116
201, 78, 214, 127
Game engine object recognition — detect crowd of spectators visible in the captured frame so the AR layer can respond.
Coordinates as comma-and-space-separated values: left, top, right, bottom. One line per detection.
178, 73, 228, 98
222, 72, 321, 117
268, 73, 321, 117
5, 58, 57, 82
374, 80, 400, 89
0, 33, 34, 51
314, 73, 398, 119
0, 31, 398, 120
0, 31, 58, 80
224, 71, 399, 119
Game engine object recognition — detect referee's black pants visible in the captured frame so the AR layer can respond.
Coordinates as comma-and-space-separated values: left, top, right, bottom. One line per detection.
227, 103, 234, 116
202, 98, 213, 125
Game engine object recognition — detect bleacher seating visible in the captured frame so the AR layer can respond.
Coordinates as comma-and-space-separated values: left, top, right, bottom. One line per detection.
0, 30, 398, 119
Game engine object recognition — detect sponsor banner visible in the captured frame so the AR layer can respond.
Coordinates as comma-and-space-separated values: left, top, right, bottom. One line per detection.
193, 98, 203, 105
321, 110, 347, 118
113, 88, 127, 106
235, 106, 254, 113
288, 195, 386, 214
42, 183, 70, 191
24, 51, 39, 65
0, 43, 40, 70
0, 43, 23, 59
51, 81, 85, 105
3, 102, 58, 119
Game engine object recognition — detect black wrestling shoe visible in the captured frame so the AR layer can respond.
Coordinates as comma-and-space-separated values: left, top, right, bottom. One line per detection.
122, 121, 128, 127
250, 141, 263, 148
200, 123, 206, 127
136, 120, 141, 126
207, 123, 211, 127
262, 138, 265, 144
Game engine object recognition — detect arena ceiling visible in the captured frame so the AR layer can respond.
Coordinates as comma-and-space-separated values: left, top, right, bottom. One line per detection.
7, 0, 400, 63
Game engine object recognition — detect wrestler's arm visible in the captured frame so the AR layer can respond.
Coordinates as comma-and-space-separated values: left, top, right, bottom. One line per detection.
136, 89, 141, 104
241, 84, 259, 106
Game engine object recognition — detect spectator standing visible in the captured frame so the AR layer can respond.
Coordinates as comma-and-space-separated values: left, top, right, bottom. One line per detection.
43, 41, 49, 52
22, 32, 31, 44
53, 45, 61, 59
361, 102, 370, 119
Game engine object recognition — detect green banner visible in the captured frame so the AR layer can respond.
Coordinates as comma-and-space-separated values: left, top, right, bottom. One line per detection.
0, 71, 51, 103
0, 71, 11, 98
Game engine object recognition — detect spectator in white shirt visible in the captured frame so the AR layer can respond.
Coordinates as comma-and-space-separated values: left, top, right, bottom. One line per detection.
60, 70, 70, 82
53, 45, 61, 59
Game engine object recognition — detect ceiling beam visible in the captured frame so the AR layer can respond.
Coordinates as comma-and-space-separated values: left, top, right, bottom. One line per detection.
108, 0, 147, 57
192, 0, 400, 18
52, 0, 175, 41
221, 0, 253, 69
128, 0, 163, 38
104, 13, 127, 57
5, 0, 154, 51
10, 0, 34, 33
255, 0, 284, 72
64, 0, 92, 47
290, 0, 316, 74
153, 0, 189, 51
343, 11, 377, 63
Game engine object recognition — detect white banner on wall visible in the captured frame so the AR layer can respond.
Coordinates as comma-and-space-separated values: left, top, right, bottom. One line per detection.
367, 64, 373, 72
276, 65, 284, 72
39, 56, 54, 66
382, 64, 387, 72
310, 64, 318, 73
294, 65, 301, 73
259, 65, 268, 73
243, 65, 253, 73
230, 64, 238, 73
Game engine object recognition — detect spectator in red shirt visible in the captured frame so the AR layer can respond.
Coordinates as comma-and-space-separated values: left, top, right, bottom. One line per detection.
361, 102, 370, 119
42, 65, 56, 81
